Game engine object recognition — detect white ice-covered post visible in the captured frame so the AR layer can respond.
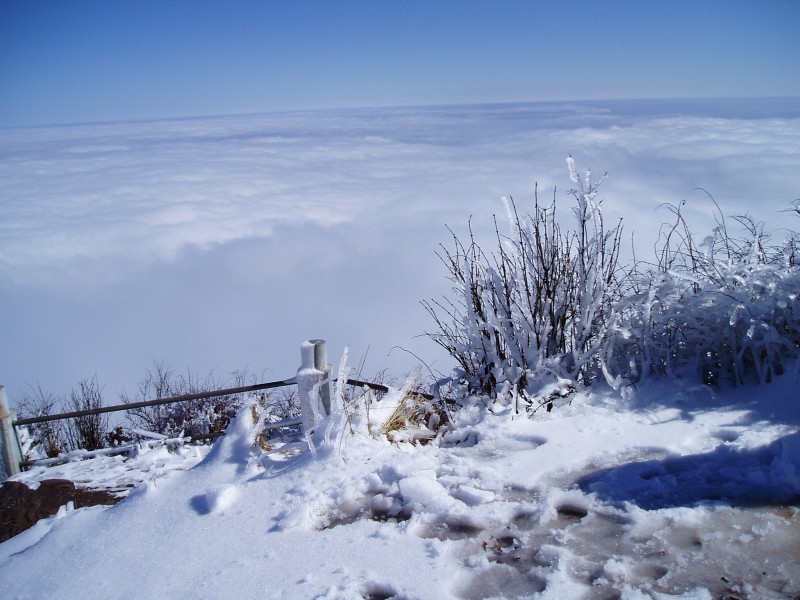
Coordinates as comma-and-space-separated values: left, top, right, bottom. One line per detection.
296, 340, 333, 435
0, 385, 22, 479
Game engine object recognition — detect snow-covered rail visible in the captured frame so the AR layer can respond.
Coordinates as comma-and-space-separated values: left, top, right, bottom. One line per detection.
18, 435, 195, 469
1, 342, 324, 478
13, 379, 298, 429
1, 340, 420, 479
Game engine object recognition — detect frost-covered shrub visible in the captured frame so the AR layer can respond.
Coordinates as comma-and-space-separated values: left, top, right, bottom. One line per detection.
15, 385, 67, 458
122, 363, 298, 440
65, 376, 108, 451
428, 160, 799, 409
16, 377, 108, 454
605, 201, 800, 387
122, 363, 251, 438
425, 158, 624, 409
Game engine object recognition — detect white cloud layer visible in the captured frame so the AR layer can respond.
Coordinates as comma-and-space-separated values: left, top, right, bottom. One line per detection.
1, 99, 799, 401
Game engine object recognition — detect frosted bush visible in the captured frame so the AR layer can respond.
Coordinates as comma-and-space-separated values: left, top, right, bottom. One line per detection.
428, 160, 800, 410
605, 203, 800, 387
425, 158, 624, 410
16, 377, 107, 455
121, 364, 275, 439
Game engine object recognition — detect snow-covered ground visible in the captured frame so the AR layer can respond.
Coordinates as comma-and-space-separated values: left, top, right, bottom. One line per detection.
9, 438, 210, 497
2, 371, 799, 599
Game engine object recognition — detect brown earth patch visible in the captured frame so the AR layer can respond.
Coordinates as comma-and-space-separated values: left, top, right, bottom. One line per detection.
0, 479, 122, 543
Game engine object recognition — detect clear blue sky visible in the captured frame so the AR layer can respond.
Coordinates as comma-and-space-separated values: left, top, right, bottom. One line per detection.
1, 0, 799, 127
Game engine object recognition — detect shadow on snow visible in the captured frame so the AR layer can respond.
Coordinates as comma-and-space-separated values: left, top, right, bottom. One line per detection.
578, 431, 800, 510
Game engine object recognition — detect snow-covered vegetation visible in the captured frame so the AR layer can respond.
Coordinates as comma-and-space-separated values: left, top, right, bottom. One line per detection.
608, 195, 800, 389
424, 158, 624, 408
121, 363, 254, 439
425, 158, 800, 412
15, 364, 302, 463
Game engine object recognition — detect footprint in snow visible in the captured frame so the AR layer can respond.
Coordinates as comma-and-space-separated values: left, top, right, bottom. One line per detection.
190, 485, 239, 515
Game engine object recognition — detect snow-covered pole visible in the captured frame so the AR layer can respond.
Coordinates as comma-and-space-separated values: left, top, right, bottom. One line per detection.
296, 340, 333, 435
0, 385, 23, 479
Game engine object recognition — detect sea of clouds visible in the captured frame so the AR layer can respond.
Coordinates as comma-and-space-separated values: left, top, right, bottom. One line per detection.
1, 98, 799, 403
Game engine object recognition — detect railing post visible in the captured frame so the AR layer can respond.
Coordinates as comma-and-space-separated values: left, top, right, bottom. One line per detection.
296, 340, 333, 435
0, 385, 23, 479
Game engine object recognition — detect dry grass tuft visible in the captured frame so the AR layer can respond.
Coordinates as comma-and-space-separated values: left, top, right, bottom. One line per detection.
382, 391, 449, 444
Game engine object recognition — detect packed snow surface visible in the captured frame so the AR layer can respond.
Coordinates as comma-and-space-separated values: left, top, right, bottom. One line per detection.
2, 375, 799, 599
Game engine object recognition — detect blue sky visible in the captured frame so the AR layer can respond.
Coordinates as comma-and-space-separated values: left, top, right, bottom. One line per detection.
2, 0, 799, 127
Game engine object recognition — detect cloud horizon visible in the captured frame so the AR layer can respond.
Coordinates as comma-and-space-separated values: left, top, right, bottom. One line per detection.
2, 99, 799, 404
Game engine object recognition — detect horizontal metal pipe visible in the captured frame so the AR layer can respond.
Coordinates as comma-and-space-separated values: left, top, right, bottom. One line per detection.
13, 378, 297, 427
343, 378, 434, 400
12, 376, 434, 428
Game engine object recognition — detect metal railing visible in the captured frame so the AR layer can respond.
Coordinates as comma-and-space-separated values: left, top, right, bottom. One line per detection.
12, 378, 298, 428
0, 340, 435, 478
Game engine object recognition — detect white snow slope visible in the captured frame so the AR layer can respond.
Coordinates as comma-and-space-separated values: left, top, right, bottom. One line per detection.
2, 375, 799, 600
